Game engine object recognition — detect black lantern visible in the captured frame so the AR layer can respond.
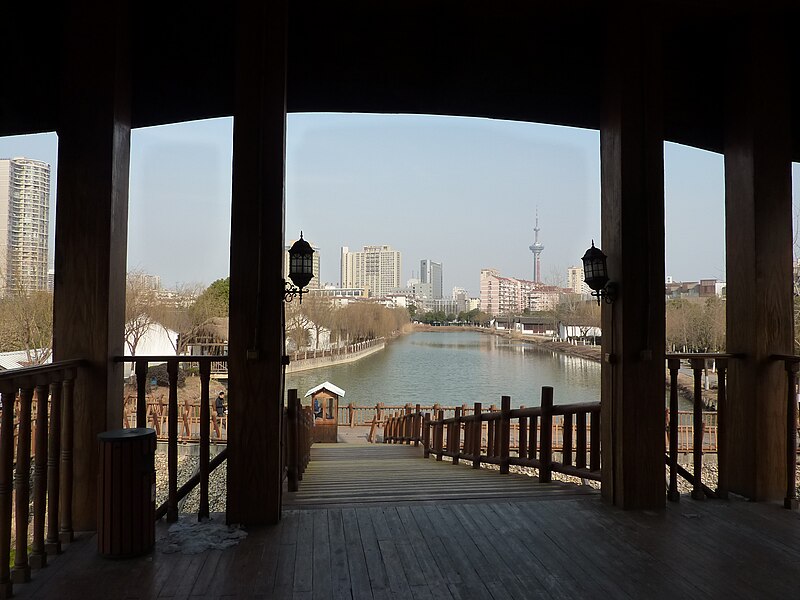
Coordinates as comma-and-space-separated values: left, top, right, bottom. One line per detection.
581, 241, 616, 305
285, 232, 314, 303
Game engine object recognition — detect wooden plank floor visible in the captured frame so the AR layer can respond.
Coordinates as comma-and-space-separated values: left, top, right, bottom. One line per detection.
13, 443, 800, 599
284, 443, 598, 508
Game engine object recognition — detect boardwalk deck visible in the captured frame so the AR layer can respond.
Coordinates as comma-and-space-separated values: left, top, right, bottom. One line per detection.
284, 443, 597, 508
12, 443, 800, 599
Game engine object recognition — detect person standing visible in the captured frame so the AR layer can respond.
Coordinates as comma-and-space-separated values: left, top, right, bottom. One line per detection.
215, 391, 226, 417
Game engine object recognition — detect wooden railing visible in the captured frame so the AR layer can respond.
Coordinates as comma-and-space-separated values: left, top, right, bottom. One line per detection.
117, 356, 228, 522
284, 389, 314, 492
289, 338, 384, 363
665, 353, 735, 502
0, 360, 83, 597
123, 396, 228, 442
383, 404, 423, 445
421, 387, 601, 483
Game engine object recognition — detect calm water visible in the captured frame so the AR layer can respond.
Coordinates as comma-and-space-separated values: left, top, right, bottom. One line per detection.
285, 331, 600, 408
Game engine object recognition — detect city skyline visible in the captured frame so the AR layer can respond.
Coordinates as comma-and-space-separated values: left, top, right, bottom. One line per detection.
0, 116, 799, 295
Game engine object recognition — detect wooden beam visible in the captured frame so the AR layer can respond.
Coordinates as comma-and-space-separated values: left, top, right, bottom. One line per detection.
52, 0, 130, 531
226, 0, 288, 525
600, 9, 666, 509
723, 17, 792, 501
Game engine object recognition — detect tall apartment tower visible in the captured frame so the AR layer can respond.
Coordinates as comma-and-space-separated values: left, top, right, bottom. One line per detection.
340, 245, 401, 297
0, 158, 50, 295
420, 259, 443, 299
528, 212, 544, 283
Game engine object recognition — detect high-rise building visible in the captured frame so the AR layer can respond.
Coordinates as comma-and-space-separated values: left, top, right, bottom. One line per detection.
528, 212, 544, 283
420, 259, 443, 299
567, 266, 590, 295
284, 240, 320, 289
480, 267, 564, 315
0, 158, 50, 295
340, 245, 401, 297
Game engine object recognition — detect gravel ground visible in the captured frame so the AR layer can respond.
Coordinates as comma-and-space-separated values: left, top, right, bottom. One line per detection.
155, 451, 227, 515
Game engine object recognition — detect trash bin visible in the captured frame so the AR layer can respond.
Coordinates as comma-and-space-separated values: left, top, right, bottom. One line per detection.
97, 428, 156, 558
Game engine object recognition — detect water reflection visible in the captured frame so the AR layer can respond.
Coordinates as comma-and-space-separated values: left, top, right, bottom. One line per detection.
286, 331, 600, 408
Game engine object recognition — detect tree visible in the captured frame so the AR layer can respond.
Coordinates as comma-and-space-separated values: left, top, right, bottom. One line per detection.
0, 289, 53, 365
125, 270, 158, 355
301, 295, 335, 350
155, 281, 229, 355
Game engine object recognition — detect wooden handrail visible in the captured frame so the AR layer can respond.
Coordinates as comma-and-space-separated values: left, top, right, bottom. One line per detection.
666, 355, 730, 501
121, 355, 231, 522
423, 386, 602, 484
0, 361, 81, 596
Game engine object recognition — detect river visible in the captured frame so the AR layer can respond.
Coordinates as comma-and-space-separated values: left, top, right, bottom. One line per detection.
285, 330, 600, 408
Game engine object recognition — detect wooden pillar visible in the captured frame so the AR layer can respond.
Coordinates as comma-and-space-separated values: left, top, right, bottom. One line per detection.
226, 0, 288, 525
52, 0, 130, 531
600, 10, 665, 509
723, 17, 792, 501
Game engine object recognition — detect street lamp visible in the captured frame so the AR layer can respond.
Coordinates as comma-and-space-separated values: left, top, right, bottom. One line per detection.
284, 232, 314, 304
582, 241, 617, 306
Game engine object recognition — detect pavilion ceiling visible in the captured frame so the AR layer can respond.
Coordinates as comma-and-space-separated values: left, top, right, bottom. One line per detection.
1, 1, 798, 159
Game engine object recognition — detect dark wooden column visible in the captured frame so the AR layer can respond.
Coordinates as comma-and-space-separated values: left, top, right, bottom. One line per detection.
600, 11, 666, 509
723, 18, 792, 502
52, 1, 130, 531
226, 0, 288, 525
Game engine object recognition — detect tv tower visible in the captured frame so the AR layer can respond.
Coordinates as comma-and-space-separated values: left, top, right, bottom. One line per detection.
529, 212, 544, 283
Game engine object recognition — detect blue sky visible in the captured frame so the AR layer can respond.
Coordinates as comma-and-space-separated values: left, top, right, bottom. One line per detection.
1, 115, 797, 295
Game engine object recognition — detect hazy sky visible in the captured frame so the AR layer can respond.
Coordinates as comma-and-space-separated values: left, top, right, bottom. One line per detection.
1, 115, 798, 295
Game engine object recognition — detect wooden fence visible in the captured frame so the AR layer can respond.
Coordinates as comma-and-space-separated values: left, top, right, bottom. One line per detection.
0, 360, 83, 597
285, 389, 314, 492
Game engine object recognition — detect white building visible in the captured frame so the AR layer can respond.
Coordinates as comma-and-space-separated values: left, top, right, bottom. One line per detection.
340, 245, 401, 297
0, 158, 50, 295
567, 266, 590, 295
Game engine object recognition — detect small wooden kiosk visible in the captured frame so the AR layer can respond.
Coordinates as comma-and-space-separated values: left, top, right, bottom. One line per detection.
304, 382, 344, 443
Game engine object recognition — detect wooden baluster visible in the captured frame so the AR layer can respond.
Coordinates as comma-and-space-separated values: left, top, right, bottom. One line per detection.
135, 359, 147, 429
562, 412, 573, 469
414, 403, 422, 446
519, 405, 527, 462
716, 359, 728, 499
287, 389, 299, 492
590, 409, 600, 472
452, 407, 462, 465
667, 357, 681, 501
423, 413, 431, 458
198, 361, 211, 520
184, 396, 194, 439
500, 396, 511, 474
44, 382, 61, 556
473, 403, 482, 469
12, 387, 32, 583
348, 402, 355, 428
785, 361, 799, 509
530, 410, 538, 461
576, 411, 587, 470
487, 404, 496, 459
167, 360, 179, 522
30, 384, 50, 569
0, 391, 16, 597
539, 387, 553, 483
59, 378, 74, 543
690, 358, 705, 500
437, 409, 445, 461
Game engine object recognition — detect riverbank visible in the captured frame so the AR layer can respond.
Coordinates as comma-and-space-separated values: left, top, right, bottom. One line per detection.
286, 338, 386, 373
491, 330, 718, 407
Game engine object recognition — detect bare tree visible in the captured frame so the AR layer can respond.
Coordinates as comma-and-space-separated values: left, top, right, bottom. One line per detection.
0, 289, 53, 365
125, 270, 158, 355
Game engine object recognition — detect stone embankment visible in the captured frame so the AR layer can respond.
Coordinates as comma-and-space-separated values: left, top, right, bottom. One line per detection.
286, 338, 385, 374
